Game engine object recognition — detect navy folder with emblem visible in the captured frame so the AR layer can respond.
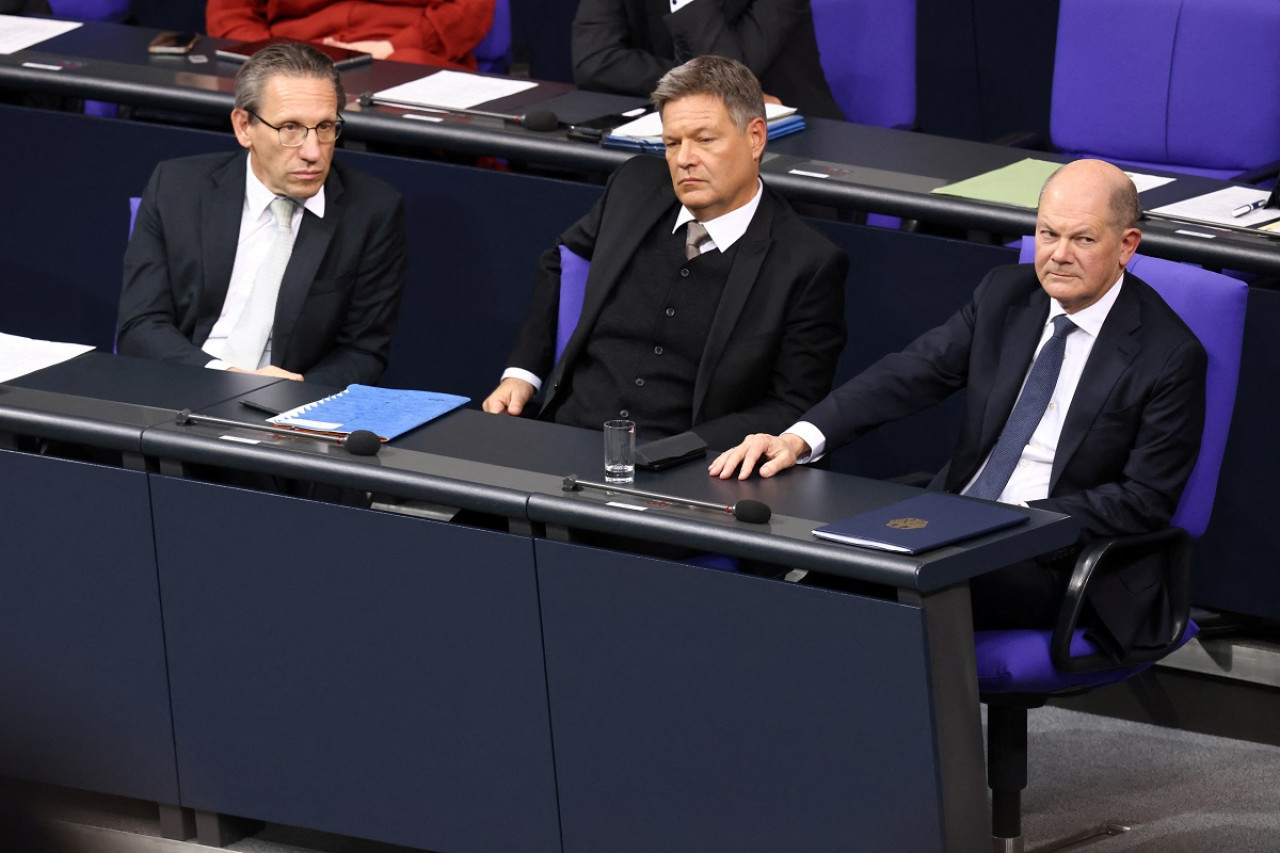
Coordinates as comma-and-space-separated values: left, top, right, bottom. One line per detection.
812, 492, 1029, 554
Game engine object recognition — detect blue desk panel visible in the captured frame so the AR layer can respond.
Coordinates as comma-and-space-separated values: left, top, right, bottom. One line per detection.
0, 450, 178, 803
151, 476, 560, 853
537, 539, 956, 852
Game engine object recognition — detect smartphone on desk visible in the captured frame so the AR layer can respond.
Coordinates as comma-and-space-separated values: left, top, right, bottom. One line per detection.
148, 31, 200, 55
566, 112, 636, 143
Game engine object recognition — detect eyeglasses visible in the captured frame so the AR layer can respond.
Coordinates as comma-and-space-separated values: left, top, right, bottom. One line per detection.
247, 110, 343, 146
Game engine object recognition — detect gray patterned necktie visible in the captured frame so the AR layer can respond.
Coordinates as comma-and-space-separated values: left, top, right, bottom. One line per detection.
223, 195, 297, 370
685, 221, 710, 260
965, 314, 1078, 501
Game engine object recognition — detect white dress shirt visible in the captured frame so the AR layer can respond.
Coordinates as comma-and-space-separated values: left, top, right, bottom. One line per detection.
788, 273, 1126, 505
202, 152, 326, 370
503, 179, 764, 391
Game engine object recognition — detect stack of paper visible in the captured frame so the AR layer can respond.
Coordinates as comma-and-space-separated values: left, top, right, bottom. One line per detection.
602, 103, 805, 152
269, 384, 469, 441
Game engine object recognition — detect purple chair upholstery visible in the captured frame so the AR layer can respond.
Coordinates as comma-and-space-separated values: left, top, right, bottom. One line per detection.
810, 0, 915, 129
977, 238, 1247, 848
555, 244, 589, 364
473, 0, 511, 74
1051, 0, 1280, 180
48, 0, 131, 117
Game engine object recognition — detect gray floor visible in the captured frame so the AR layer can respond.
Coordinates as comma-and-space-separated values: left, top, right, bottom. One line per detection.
11, 702, 1280, 852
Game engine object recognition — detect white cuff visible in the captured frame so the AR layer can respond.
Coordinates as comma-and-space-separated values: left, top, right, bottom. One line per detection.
502, 367, 543, 392
785, 421, 827, 464
205, 359, 233, 371
669, 0, 698, 12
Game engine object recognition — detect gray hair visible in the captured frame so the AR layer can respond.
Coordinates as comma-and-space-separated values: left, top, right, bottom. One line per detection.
233, 41, 344, 117
650, 55, 765, 132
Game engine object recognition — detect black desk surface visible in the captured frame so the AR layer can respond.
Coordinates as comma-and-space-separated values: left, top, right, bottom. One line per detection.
6, 20, 1280, 274
2, 353, 1080, 593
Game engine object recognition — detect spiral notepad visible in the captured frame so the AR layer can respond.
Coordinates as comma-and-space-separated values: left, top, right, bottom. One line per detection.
268, 384, 469, 441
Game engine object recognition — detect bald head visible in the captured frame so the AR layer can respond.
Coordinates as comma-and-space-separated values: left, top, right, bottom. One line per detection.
1033, 159, 1142, 313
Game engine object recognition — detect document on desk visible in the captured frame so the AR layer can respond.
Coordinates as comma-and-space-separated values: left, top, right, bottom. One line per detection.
0, 15, 81, 55
269, 384, 469, 441
930, 158, 1063, 208
603, 103, 803, 151
1148, 186, 1280, 230
812, 492, 1028, 555
0, 332, 93, 382
372, 69, 539, 111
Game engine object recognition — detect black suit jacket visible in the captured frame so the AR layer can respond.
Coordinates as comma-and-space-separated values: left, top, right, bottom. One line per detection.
571, 0, 845, 120
508, 155, 848, 452
805, 265, 1207, 650
118, 152, 407, 387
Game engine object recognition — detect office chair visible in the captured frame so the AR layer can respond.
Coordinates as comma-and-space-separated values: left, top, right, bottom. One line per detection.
47, 0, 131, 117
555, 244, 589, 363
1049, 0, 1280, 181
474, 0, 512, 74
975, 239, 1248, 852
809, 0, 915, 129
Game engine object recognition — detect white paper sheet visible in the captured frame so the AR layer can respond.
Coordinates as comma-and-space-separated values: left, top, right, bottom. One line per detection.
610, 102, 797, 141
0, 15, 81, 55
372, 69, 538, 111
0, 332, 93, 383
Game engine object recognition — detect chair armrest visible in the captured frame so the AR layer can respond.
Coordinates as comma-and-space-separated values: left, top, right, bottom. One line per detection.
1049, 527, 1192, 673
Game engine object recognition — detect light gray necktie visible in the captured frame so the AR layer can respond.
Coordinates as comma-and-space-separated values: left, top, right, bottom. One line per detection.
685, 221, 710, 260
223, 195, 297, 370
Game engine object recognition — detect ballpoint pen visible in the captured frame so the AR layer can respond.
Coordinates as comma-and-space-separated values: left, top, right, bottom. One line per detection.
1231, 198, 1269, 217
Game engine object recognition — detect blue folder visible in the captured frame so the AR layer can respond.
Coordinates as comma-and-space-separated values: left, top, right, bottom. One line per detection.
812, 492, 1029, 555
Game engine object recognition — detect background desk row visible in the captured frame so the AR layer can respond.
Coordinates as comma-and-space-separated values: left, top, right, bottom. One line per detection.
4, 20, 1280, 275
0, 354, 1079, 852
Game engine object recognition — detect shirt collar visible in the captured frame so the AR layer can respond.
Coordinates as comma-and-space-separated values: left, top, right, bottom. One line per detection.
244, 151, 326, 220
1049, 271, 1124, 338
671, 178, 763, 252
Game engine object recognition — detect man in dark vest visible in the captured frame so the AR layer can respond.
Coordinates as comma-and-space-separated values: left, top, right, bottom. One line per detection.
482, 55, 848, 453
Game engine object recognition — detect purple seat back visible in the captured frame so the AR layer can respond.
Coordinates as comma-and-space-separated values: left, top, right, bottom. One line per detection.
810, 0, 915, 128
47, 0, 130, 21
1052, 0, 1280, 175
1017, 237, 1247, 537
556, 245, 590, 363
474, 0, 512, 74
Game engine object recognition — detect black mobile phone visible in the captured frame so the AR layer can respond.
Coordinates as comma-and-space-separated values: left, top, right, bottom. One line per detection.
148, 31, 200, 55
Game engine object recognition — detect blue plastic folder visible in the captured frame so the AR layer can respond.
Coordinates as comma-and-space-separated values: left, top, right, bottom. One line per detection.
812, 492, 1029, 554
269, 384, 469, 441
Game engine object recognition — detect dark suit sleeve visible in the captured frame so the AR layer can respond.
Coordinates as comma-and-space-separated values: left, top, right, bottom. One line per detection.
302, 193, 408, 388
1031, 336, 1207, 539
504, 170, 611, 381
803, 280, 983, 451
572, 0, 812, 96
117, 161, 220, 368
690, 243, 848, 451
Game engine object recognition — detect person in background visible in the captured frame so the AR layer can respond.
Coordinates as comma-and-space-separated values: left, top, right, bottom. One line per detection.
571, 0, 844, 120
207, 0, 495, 68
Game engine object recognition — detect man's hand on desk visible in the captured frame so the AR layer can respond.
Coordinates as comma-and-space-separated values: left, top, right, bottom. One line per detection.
228, 365, 305, 381
483, 377, 536, 416
709, 432, 809, 480
322, 37, 394, 60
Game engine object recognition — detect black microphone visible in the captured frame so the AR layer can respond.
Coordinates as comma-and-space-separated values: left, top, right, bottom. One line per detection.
175, 409, 383, 457
562, 474, 772, 524
356, 92, 559, 131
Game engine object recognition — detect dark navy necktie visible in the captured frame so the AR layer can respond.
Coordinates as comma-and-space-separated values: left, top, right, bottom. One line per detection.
965, 314, 1077, 501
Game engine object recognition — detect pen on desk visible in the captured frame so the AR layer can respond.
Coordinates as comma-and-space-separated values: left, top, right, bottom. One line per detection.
1232, 198, 1269, 217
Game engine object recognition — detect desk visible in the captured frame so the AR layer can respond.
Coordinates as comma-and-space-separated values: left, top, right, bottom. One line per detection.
0, 353, 1079, 852
5, 20, 1280, 275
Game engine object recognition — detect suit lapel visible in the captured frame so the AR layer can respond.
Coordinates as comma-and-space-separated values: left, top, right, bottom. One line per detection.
198, 154, 248, 340
1051, 276, 1142, 489
979, 287, 1049, 451
691, 192, 774, 421
271, 166, 342, 365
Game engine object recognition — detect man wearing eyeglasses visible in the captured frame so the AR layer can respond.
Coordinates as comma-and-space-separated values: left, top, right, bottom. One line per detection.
118, 42, 407, 386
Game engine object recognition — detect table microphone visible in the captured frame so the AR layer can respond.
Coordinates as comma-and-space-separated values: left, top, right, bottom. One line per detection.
356, 92, 559, 131
562, 474, 772, 524
175, 409, 383, 456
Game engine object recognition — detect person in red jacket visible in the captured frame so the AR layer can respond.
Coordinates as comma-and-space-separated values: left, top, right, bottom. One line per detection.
206, 0, 495, 68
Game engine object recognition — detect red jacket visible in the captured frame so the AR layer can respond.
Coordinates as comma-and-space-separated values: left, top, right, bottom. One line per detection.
206, 0, 495, 68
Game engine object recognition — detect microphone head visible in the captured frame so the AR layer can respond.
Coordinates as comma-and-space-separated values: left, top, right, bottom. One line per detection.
343, 429, 382, 456
562, 474, 581, 491
520, 109, 559, 132
175, 409, 193, 425
357, 92, 373, 107
732, 499, 772, 524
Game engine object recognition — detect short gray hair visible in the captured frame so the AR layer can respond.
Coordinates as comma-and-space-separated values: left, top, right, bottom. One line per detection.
234, 41, 344, 117
650, 55, 765, 132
